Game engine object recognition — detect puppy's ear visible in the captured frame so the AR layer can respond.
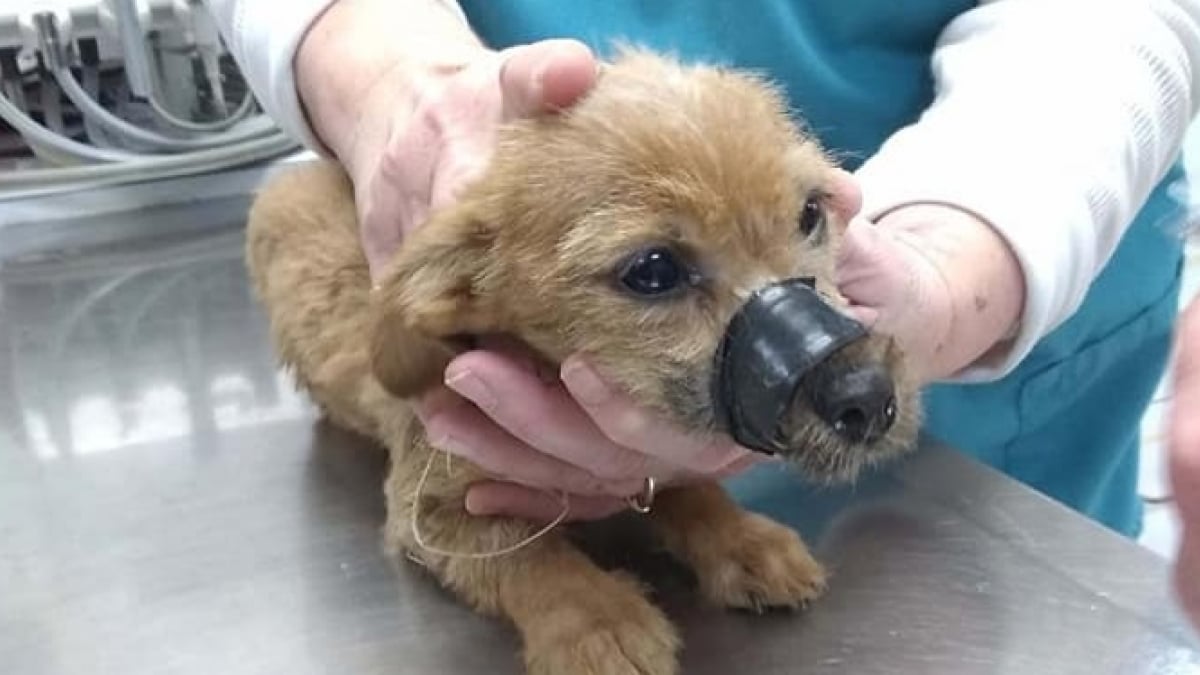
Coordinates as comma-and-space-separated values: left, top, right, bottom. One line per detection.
369, 208, 497, 398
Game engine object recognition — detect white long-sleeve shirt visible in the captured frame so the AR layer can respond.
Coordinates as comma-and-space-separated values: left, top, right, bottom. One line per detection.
207, 0, 1200, 381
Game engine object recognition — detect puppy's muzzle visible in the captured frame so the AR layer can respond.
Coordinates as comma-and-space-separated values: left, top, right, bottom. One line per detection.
713, 278, 898, 454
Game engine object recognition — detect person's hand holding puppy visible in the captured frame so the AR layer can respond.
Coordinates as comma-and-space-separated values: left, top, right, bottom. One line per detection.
839, 204, 1025, 383
295, 0, 596, 277
424, 348, 761, 521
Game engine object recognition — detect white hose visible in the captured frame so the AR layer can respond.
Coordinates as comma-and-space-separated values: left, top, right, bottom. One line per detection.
0, 83, 135, 163
0, 133, 298, 198
145, 36, 257, 133
148, 87, 257, 134
53, 65, 275, 152
110, 0, 154, 99
1, 5, 300, 199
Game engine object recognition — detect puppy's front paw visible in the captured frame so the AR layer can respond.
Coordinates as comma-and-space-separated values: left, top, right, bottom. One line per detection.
524, 574, 679, 675
694, 512, 827, 612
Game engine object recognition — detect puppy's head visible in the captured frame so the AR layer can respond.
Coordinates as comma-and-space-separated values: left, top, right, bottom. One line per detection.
373, 49, 919, 483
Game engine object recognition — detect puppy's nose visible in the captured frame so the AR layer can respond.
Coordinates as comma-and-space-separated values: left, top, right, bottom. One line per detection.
804, 362, 896, 444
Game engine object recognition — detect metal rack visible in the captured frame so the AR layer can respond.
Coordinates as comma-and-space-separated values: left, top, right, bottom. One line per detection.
0, 0, 297, 200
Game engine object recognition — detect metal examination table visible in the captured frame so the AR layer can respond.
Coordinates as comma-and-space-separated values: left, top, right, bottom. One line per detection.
1, 193, 1198, 674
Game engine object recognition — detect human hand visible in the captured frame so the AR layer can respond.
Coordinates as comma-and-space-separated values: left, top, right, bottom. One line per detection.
836, 203, 1026, 383
1170, 293, 1200, 630
417, 340, 762, 522
346, 41, 597, 277
296, 0, 597, 277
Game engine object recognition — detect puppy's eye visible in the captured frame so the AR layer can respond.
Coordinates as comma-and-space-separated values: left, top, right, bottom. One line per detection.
798, 196, 826, 238
619, 247, 690, 297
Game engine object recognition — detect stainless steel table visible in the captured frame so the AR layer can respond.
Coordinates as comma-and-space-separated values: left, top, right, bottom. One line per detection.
2, 200, 1198, 675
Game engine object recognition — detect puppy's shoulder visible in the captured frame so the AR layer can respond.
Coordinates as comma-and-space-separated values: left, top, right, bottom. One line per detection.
249, 159, 356, 237
245, 159, 363, 296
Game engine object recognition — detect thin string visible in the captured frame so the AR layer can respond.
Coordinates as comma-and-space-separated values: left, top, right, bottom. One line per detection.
408, 450, 571, 560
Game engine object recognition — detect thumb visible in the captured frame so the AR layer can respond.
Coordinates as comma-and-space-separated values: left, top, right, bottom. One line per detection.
836, 217, 894, 288
499, 39, 598, 119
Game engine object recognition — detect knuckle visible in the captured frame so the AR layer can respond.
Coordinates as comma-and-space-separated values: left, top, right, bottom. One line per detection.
374, 128, 425, 185
411, 79, 456, 124
603, 406, 653, 449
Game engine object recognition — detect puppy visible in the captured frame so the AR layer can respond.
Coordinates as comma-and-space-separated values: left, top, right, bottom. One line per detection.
247, 49, 919, 675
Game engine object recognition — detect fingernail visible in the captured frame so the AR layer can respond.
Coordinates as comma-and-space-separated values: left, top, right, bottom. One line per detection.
561, 358, 609, 405
463, 490, 493, 516
445, 369, 496, 411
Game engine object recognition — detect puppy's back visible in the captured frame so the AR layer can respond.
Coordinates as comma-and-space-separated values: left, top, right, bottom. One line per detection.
246, 161, 385, 436
247, 161, 360, 297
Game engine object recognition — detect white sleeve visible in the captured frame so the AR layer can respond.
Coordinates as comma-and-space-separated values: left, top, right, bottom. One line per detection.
203, 0, 468, 151
854, 0, 1200, 382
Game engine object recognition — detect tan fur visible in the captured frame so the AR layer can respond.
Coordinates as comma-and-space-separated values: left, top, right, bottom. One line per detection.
247, 50, 918, 675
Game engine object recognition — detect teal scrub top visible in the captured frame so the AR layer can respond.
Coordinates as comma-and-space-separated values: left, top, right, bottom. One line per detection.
458, 0, 1189, 536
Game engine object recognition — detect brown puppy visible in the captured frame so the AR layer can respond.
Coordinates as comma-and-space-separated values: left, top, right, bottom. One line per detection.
247, 50, 919, 675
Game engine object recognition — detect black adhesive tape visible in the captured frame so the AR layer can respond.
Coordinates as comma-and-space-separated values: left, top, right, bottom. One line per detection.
714, 279, 868, 454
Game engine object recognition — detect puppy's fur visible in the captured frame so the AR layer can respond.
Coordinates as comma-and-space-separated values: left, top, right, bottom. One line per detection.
247, 50, 918, 675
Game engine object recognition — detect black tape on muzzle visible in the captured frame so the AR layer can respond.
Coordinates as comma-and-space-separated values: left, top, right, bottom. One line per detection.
714, 278, 868, 454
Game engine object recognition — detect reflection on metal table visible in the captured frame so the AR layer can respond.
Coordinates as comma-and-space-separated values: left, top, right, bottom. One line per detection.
1, 198, 1197, 675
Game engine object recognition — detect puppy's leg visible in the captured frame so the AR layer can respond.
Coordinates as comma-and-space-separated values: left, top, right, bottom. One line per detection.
385, 457, 679, 675
650, 483, 826, 612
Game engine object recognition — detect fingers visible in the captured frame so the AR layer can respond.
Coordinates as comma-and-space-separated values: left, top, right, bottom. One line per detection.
418, 386, 641, 498
424, 344, 764, 525
465, 481, 626, 523
559, 355, 752, 475
498, 39, 598, 119
835, 216, 891, 283
359, 112, 444, 278
833, 217, 905, 334
442, 350, 684, 483
359, 40, 596, 279
428, 40, 597, 217
825, 168, 862, 227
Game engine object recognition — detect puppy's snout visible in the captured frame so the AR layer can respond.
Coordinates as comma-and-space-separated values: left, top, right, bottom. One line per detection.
713, 278, 868, 454
804, 361, 896, 444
